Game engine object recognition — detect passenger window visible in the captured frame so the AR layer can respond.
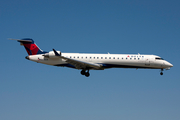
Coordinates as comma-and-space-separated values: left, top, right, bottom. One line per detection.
101, 57, 103, 59
109, 57, 111, 59
105, 57, 107, 59
97, 57, 99, 59
134, 58, 136, 60
113, 57, 115, 59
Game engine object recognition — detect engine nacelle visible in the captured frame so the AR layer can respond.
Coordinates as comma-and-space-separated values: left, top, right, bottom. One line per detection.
43, 51, 61, 58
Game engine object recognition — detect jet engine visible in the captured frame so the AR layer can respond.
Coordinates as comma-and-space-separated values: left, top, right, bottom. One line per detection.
43, 51, 61, 58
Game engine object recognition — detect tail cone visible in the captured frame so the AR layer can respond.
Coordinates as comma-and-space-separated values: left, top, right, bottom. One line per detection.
25, 56, 29, 60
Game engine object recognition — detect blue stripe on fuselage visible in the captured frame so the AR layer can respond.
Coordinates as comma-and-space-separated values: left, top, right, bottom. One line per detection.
54, 63, 158, 69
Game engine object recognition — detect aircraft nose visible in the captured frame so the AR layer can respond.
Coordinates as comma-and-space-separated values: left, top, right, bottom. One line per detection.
169, 63, 173, 67
165, 62, 173, 67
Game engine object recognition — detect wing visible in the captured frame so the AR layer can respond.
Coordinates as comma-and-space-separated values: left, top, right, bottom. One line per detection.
53, 49, 103, 70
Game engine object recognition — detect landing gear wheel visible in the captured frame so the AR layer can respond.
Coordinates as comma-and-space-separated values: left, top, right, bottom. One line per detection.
81, 70, 85, 75
85, 72, 90, 77
160, 69, 163, 75
160, 72, 163, 75
80, 69, 90, 77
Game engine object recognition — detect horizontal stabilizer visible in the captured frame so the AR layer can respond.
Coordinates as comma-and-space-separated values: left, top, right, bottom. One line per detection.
9, 38, 33, 43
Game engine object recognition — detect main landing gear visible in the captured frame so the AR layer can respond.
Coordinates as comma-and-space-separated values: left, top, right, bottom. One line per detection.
160, 69, 163, 75
81, 69, 90, 77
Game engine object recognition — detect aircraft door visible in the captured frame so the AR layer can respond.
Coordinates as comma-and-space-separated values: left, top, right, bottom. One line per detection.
145, 59, 150, 66
145, 58, 154, 66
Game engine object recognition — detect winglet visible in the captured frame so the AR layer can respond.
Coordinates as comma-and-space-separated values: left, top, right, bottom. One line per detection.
53, 49, 61, 56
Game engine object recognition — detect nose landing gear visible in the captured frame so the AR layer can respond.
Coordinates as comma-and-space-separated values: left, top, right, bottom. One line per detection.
160, 72, 163, 75
160, 69, 163, 75
81, 69, 90, 77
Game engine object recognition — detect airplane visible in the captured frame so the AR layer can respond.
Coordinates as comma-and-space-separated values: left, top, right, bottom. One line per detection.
11, 38, 173, 77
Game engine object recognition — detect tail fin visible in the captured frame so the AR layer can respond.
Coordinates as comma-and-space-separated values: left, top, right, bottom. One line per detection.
11, 38, 46, 55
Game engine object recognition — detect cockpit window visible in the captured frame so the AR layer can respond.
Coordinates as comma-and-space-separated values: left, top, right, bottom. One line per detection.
155, 57, 164, 60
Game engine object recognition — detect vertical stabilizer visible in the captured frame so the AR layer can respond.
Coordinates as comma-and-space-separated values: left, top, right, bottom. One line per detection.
11, 38, 46, 55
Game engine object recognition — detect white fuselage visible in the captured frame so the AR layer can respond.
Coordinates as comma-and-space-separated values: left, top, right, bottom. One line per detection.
12, 38, 173, 77
27, 52, 173, 70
